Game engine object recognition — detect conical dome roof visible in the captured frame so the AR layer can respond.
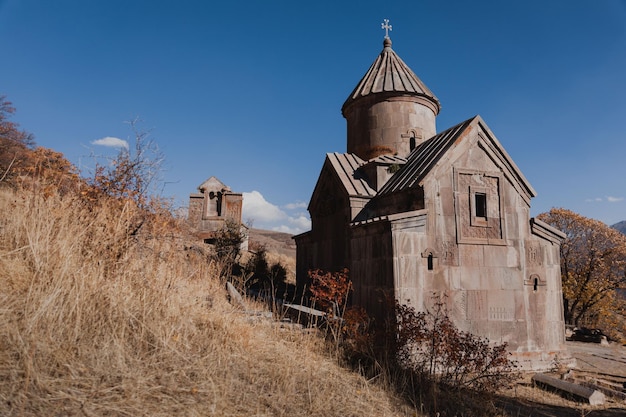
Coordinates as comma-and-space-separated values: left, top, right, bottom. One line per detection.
341, 37, 441, 116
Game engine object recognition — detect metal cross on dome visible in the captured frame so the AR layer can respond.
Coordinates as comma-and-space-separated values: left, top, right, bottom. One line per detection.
381, 19, 392, 38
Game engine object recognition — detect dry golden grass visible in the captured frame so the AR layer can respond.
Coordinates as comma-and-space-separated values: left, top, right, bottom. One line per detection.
0, 187, 413, 416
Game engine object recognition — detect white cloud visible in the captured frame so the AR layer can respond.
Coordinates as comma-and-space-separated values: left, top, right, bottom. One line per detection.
585, 196, 624, 203
242, 191, 311, 234
243, 191, 285, 222
272, 219, 311, 235
92, 136, 129, 150
272, 224, 297, 234
290, 215, 312, 229
284, 201, 307, 210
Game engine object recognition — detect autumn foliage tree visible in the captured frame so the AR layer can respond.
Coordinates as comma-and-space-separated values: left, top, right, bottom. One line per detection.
1, 95, 80, 192
308, 268, 358, 347
0, 96, 34, 146
308, 268, 352, 318
0, 95, 35, 183
538, 208, 626, 329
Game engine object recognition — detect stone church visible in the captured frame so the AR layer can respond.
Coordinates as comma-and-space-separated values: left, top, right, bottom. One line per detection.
188, 176, 248, 250
294, 32, 568, 369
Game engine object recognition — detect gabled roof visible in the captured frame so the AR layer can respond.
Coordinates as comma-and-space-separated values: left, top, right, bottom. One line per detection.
342, 37, 440, 115
378, 115, 536, 200
307, 152, 376, 215
308, 153, 405, 211
378, 117, 474, 195
326, 152, 376, 197
197, 176, 230, 193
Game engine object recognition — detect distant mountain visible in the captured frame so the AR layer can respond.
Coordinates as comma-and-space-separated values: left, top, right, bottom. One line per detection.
612, 220, 626, 235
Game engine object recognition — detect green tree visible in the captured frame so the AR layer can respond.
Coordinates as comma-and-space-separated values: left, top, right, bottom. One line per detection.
213, 219, 247, 277
538, 208, 626, 327
244, 244, 270, 287
244, 244, 288, 302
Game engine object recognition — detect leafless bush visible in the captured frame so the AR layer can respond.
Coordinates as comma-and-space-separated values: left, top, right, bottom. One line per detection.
393, 298, 518, 392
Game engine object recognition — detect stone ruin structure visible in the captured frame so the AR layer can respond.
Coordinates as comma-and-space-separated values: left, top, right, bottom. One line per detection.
188, 176, 248, 250
294, 32, 569, 369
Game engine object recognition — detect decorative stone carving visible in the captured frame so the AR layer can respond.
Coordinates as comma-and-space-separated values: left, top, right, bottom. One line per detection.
454, 170, 505, 245
438, 240, 458, 266
526, 242, 543, 266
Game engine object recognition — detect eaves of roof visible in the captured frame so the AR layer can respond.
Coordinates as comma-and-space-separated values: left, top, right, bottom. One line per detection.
378, 117, 476, 195
326, 152, 376, 198
360, 154, 407, 166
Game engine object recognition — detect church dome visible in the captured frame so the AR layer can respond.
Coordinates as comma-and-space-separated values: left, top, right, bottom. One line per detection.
342, 37, 440, 114
342, 36, 441, 159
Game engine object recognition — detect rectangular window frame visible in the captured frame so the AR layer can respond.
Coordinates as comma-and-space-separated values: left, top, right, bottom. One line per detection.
470, 186, 489, 227
453, 168, 506, 246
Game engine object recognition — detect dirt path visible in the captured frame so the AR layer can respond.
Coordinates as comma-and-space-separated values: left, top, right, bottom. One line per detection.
498, 341, 626, 417
567, 341, 626, 379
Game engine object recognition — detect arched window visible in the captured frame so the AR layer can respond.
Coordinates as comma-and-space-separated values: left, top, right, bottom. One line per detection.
527, 274, 542, 292
403, 129, 420, 151
422, 248, 437, 271
207, 191, 218, 216
216, 191, 223, 216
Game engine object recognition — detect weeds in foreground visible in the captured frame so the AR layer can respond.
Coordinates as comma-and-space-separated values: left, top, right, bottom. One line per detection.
0, 103, 571, 416
0, 120, 411, 416
0, 185, 413, 417
393, 298, 519, 392
385, 298, 519, 416
308, 269, 519, 416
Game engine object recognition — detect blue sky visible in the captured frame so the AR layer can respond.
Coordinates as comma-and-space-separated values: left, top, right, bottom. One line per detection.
1, 0, 625, 233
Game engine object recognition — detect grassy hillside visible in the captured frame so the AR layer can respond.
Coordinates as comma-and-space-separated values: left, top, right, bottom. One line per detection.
247, 228, 297, 283
248, 228, 297, 259
2, 113, 621, 415
0, 186, 412, 416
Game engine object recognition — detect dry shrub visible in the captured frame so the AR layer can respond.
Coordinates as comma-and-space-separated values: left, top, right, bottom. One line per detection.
0, 187, 410, 416
394, 299, 518, 392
